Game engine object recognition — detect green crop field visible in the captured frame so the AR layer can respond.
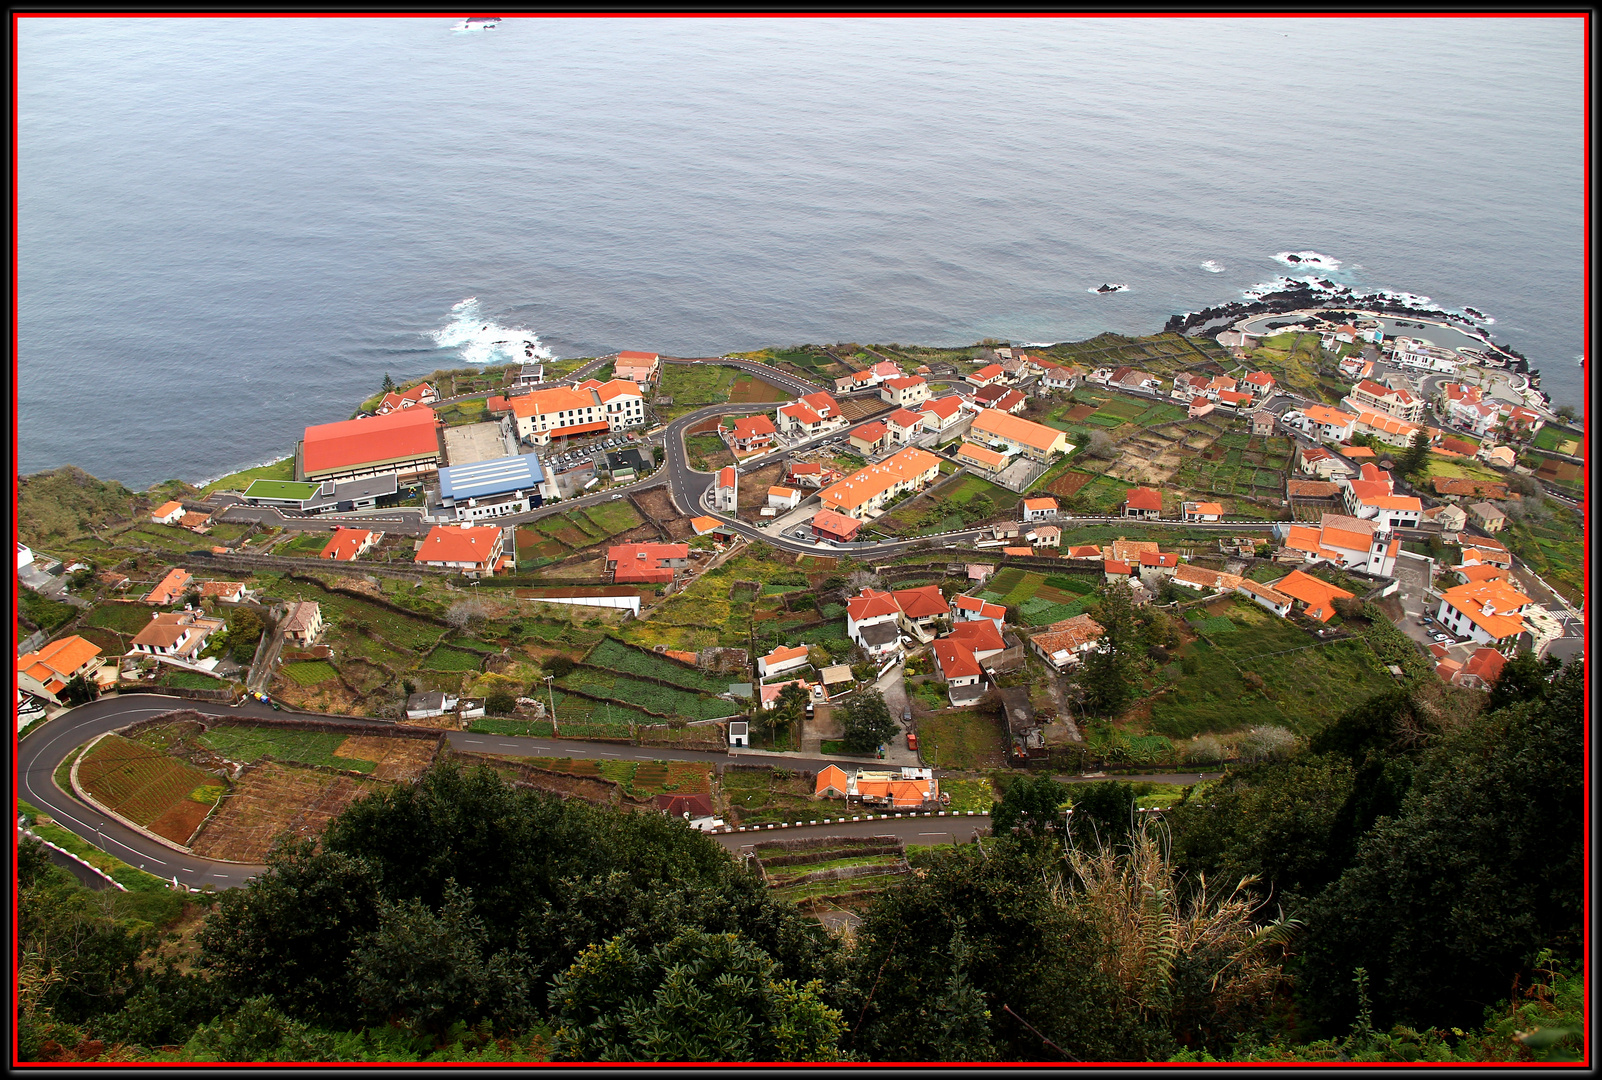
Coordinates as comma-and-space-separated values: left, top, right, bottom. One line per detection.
85, 602, 163, 634
423, 646, 483, 672
281, 661, 339, 685
156, 670, 232, 691
585, 638, 730, 693
915, 710, 1008, 771
558, 671, 731, 720
197, 725, 378, 772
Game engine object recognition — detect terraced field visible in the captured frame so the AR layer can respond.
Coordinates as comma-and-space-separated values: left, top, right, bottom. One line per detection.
76, 735, 217, 844
584, 638, 730, 693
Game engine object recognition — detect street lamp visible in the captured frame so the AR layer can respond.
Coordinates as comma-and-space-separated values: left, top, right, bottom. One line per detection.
545, 674, 558, 736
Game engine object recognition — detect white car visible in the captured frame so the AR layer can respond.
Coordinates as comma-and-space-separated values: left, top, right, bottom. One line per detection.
1432, 633, 1450, 644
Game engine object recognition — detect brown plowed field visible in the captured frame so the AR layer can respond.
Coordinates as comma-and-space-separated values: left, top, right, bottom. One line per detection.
685, 415, 724, 435
188, 762, 378, 862
727, 376, 790, 403
632, 487, 693, 539
839, 398, 890, 421
1064, 404, 1098, 421
333, 735, 439, 782
148, 798, 213, 846
1047, 471, 1094, 498
77, 735, 216, 830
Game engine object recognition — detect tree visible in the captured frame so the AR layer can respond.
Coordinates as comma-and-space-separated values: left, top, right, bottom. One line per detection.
762, 682, 809, 741
1064, 781, 1151, 851
548, 930, 844, 1062
1553, 404, 1576, 423
445, 598, 491, 630
1083, 431, 1117, 459
226, 609, 265, 664
1331, 595, 1364, 619
838, 690, 896, 754
1297, 661, 1584, 1035
1235, 725, 1296, 763
1079, 582, 1141, 717
351, 881, 531, 1038
1487, 651, 1561, 713
59, 673, 100, 707
484, 689, 517, 716
544, 656, 576, 678
990, 774, 1071, 843
1397, 429, 1431, 476
382, 373, 396, 393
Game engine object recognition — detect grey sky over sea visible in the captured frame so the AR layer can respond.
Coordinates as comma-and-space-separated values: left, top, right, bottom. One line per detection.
17, 17, 1585, 489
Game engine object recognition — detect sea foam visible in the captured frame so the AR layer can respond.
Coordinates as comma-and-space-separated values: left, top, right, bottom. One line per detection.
1274, 250, 1342, 272
431, 297, 555, 368
1200, 260, 1225, 273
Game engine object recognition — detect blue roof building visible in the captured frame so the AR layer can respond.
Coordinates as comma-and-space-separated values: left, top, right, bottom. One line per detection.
436, 454, 548, 521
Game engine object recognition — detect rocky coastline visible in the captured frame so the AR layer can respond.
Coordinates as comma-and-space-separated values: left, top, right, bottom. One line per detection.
1165, 284, 1541, 385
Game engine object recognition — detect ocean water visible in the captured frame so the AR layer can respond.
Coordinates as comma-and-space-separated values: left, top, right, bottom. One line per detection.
17, 16, 1586, 489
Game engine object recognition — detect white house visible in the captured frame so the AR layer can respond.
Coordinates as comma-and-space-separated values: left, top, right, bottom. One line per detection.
406, 691, 458, 719
767, 486, 802, 511
846, 589, 904, 660
756, 643, 810, 679
1020, 497, 1059, 522
952, 593, 1007, 630
1435, 579, 1532, 651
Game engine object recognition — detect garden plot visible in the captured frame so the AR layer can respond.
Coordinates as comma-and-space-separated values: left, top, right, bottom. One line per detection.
75, 735, 220, 846
558, 670, 732, 720
188, 762, 379, 862
585, 637, 733, 694
719, 767, 823, 826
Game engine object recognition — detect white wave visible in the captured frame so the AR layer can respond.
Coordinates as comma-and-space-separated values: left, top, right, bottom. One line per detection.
1199, 260, 1225, 273
1020, 341, 1059, 348
431, 297, 555, 368
1274, 250, 1342, 272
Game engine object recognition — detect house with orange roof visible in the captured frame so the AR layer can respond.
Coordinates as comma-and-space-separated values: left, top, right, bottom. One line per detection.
416, 524, 506, 577
848, 421, 889, 456
827, 767, 939, 809
1290, 405, 1358, 442
956, 442, 1009, 473
832, 368, 885, 393
17, 636, 103, 703
1182, 501, 1223, 523
892, 584, 950, 640
726, 414, 777, 453
1242, 370, 1275, 395
613, 351, 661, 386
932, 637, 985, 703
966, 363, 1006, 388
144, 567, 193, 605
1275, 512, 1398, 577
810, 508, 864, 544
1453, 563, 1509, 585
607, 542, 690, 585
973, 385, 1027, 414
814, 764, 851, 799
883, 408, 926, 446
1297, 445, 1355, 480
952, 593, 1007, 630
1234, 578, 1294, 618
300, 407, 441, 483
151, 500, 186, 525
1345, 379, 1424, 423
1122, 487, 1162, 519
1250, 409, 1277, 436
1187, 396, 1215, 420
1215, 389, 1254, 411
946, 618, 1007, 660
1037, 360, 1080, 392
1028, 613, 1105, 670
757, 643, 810, 679
1271, 569, 1354, 623
508, 379, 645, 446
759, 678, 814, 711
1458, 535, 1513, 568
1105, 539, 1158, 564
1350, 408, 1431, 448
817, 446, 941, 520
374, 381, 440, 415
321, 528, 380, 562
178, 511, 213, 534
1103, 558, 1135, 582
846, 589, 904, 659
714, 466, 738, 513
914, 395, 967, 434
1431, 476, 1508, 502
1021, 496, 1058, 522
1002, 546, 1034, 557
767, 485, 802, 510
690, 515, 723, 536
1340, 466, 1422, 528
776, 391, 846, 437
1436, 579, 1532, 650
1065, 544, 1103, 561
1170, 371, 1209, 402
198, 581, 254, 603
969, 409, 1070, 461
880, 375, 931, 408
1136, 550, 1180, 586
1453, 647, 1508, 690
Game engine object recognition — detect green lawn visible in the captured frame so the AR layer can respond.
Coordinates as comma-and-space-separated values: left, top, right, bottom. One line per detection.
659, 364, 741, 419
241, 479, 319, 501
156, 670, 232, 691
1531, 424, 1581, 455
84, 601, 161, 634
1147, 599, 1394, 738
280, 660, 339, 685
582, 501, 644, 535
915, 710, 1008, 771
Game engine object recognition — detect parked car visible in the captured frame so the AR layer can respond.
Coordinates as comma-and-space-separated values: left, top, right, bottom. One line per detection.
906, 731, 918, 751
1432, 633, 1450, 644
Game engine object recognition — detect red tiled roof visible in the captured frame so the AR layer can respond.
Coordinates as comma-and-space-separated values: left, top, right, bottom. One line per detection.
946, 619, 1005, 653
1272, 569, 1354, 623
1104, 559, 1132, 574
847, 589, 901, 622
893, 584, 948, 619
730, 414, 777, 440
811, 509, 864, 540
1459, 647, 1507, 685
303, 408, 438, 475
933, 639, 983, 680
1124, 487, 1161, 511
416, 525, 502, 566
853, 421, 888, 442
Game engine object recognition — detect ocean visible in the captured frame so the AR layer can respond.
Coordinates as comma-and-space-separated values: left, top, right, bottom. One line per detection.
17, 16, 1586, 490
